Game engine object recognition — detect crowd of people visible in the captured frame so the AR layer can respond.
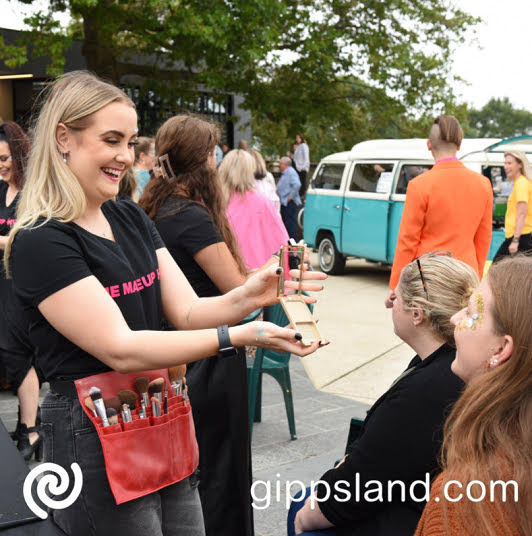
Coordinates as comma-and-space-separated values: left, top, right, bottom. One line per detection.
0, 71, 530, 536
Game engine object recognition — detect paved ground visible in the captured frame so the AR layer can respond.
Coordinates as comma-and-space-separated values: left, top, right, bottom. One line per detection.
0, 258, 415, 536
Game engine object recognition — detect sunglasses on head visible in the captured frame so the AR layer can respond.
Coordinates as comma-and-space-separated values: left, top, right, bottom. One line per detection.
415, 251, 452, 300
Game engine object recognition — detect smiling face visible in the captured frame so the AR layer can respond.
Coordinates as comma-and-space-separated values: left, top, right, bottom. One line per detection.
450, 279, 505, 383
59, 102, 137, 206
504, 154, 523, 182
0, 141, 13, 183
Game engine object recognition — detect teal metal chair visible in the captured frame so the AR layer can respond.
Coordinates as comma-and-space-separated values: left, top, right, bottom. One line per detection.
247, 298, 313, 441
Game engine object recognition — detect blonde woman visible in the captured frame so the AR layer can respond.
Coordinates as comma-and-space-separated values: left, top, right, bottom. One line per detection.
415, 255, 531, 535
493, 150, 532, 259
5, 72, 326, 536
249, 149, 280, 212
219, 149, 288, 269
291, 255, 478, 536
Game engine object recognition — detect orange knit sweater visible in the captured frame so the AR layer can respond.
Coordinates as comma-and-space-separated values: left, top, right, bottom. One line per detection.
415, 473, 521, 536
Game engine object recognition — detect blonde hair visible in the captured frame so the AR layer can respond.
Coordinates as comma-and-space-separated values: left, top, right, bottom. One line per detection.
441, 255, 532, 536
504, 150, 531, 180
218, 149, 256, 201
249, 149, 267, 180
399, 256, 478, 345
5, 71, 134, 275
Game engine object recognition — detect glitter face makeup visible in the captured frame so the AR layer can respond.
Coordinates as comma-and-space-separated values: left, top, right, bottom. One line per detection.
458, 292, 484, 330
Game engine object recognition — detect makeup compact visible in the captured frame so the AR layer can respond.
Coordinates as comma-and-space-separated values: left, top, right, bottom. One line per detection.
277, 245, 324, 346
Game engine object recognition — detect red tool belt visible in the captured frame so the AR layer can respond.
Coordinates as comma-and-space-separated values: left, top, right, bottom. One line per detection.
75, 369, 198, 505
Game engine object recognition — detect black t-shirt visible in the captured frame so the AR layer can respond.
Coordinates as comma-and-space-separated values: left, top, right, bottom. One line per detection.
10, 199, 165, 380
0, 181, 18, 237
154, 195, 223, 298
0, 181, 20, 280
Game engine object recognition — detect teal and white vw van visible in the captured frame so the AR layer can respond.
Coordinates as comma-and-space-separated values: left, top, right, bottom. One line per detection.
303, 136, 532, 274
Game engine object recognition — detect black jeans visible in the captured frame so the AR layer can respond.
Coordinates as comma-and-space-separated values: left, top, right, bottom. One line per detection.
41, 390, 205, 536
281, 201, 300, 241
493, 232, 532, 262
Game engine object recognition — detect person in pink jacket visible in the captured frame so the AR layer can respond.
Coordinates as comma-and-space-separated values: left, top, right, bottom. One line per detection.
219, 149, 289, 269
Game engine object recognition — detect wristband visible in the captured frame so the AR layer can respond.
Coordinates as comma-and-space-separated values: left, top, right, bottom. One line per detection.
512, 237, 520, 243
217, 325, 237, 358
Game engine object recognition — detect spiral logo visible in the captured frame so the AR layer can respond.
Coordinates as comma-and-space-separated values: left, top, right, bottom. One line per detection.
23, 463, 83, 519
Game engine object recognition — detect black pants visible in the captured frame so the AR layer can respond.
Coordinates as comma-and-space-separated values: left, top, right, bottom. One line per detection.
493, 233, 532, 262
281, 201, 299, 241
297, 170, 307, 198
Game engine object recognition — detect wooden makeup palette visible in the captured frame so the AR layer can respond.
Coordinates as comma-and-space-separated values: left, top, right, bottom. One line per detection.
278, 245, 324, 346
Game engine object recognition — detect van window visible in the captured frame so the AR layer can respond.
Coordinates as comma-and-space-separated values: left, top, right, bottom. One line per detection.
395, 164, 432, 194
312, 164, 344, 190
349, 163, 394, 193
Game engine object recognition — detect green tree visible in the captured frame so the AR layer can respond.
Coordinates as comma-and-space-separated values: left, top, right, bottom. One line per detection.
1, 0, 478, 153
466, 97, 532, 138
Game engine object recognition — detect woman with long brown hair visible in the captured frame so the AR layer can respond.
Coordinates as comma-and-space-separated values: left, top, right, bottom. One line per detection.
415, 255, 532, 536
139, 115, 294, 536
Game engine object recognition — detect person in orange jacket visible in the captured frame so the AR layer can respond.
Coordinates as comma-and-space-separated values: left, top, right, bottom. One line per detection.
385, 115, 493, 308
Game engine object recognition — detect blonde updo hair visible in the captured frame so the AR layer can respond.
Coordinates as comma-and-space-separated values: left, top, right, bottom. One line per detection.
5, 71, 134, 275
399, 255, 478, 345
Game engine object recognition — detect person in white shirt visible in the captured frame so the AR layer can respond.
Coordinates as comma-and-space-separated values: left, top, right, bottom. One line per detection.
292, 133, 310, 197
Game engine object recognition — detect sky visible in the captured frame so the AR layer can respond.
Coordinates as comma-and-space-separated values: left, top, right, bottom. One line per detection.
1, 0, 531, 113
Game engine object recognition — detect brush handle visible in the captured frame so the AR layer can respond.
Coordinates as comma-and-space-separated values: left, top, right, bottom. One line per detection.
121, 407, 132, 423
93, 398, 109, 427
151, 399, 161, 417
140, 392, 150, 407
171, 380, 183, 395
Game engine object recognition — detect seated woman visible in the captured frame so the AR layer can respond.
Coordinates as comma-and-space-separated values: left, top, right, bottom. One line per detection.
219, 149, 288, 269
290, 254, 478, 536
415, 255, 531, 536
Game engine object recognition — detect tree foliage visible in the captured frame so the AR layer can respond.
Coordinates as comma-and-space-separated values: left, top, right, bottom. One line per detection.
1, 0, 478, 158
466, 97, 532, 139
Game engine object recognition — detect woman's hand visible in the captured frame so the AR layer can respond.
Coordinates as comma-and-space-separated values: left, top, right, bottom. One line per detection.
243, 263, 327, 310
231, 321, 327, 357
509, 240, 519, 255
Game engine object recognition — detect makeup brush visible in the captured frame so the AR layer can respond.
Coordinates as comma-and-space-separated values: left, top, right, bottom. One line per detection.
117, 390, 138, 411
89, 387, 109, 427
139, 403, 147, 419
148, 377, 164, 404
104, 397, 122, 413
106, 407, 119, 426
84, 396, 98, 417
134, 376, 150, 407
168, 365, 186, 395
151, 396, 161, 417
121, 404, 132, 423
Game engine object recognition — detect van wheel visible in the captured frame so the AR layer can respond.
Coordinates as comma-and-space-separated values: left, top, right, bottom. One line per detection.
318, 236, 346, 275
297, 206, 304, 230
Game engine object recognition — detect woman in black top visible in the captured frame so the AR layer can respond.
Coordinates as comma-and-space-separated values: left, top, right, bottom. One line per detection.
0, 121, 42, 460
6, 72, 326, 536
291, 255, 477, 536
139, 115, 283, 536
